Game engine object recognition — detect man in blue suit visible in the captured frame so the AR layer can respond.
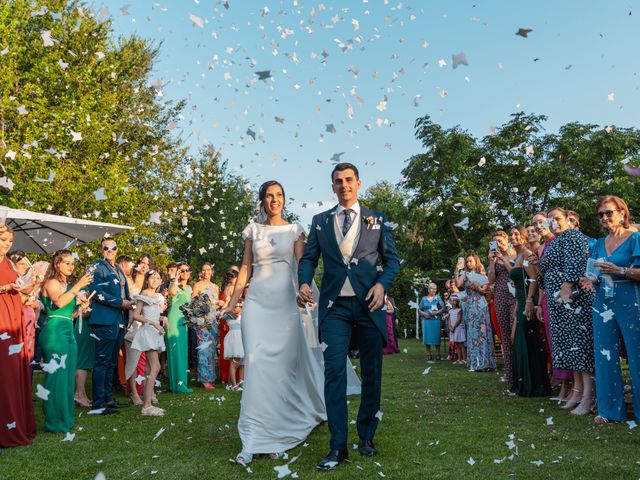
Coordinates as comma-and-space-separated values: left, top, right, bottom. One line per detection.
89, 238, 133, 413
297, 163, 400, 470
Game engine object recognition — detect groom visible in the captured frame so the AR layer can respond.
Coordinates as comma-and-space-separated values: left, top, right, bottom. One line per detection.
297, 163, 400, 470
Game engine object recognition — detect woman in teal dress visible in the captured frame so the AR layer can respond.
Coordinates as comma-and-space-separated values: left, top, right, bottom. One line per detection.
166, 263, 193, 393
508, 227, 551, 397
418, 283, 445, 360
41, 250, 92, 432
580, 196, 640, 423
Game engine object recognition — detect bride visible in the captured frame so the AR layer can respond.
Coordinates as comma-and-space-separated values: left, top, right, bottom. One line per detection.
222, 180, 356, 465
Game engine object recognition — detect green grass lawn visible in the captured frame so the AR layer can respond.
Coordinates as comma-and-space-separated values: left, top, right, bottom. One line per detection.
1, 338, 639, 480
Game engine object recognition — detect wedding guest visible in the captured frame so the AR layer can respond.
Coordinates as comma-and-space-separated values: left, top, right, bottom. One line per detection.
457, 254, 496, 372
382, 297, 400, 355
0, 224, 36, 447
166, 262, 193, 393
73, 288, 94, 408
132, 269, 167, 416
88, 238, 133, 413
533, 211, 573, 400
448, 296, 466, 364
9, 251, 37, 365
191, 262, 220, 389
418, 283, 445, 361
41, 250, 92, 432
487, 231, 516, 384
219, 265, 239, 385
579, 196, 640, 423
116, 255, 135, 395
526, 225, 541, 253
508, 227, 550, 397
124, 254, 154, 404
223, 301, 245, 391
388, 296, 400, 351
539, 208, 594, 415
31, 260, 49, 373
568, 210, 597, 250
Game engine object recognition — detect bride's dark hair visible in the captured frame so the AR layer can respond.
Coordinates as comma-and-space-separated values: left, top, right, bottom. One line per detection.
258, 180, 286, 215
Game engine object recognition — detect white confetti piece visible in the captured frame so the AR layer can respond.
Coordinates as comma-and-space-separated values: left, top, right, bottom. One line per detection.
62, 432, 75, 442
627, 420, 637, 430
189, 12, 204, 28
454, 217, 469, 230
135, 375, 146, 385
40, 30, 54, 46
36, 384, 50, 401
467, 457, 475, 466
274, 464, 292, 478
8, 342, 24, 355
422, 367, 431, 375
531, 460, 544, 466
93, 188, 107, 201
546, 416, 554, 426
375, 410, 383, 421
6, 421, 16, 430
153, 427, 165, 441
0, 332, 10, 340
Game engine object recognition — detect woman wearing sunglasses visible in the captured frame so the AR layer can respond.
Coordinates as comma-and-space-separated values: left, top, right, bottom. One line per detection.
166, 263, 193, 393
579, 196, 640, 424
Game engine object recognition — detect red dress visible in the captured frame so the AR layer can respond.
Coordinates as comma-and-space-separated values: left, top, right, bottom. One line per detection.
218, 291, 230, 384
0, 258, 36, 447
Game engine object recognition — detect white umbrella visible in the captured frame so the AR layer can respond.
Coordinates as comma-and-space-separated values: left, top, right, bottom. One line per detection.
0, 206, 134, 254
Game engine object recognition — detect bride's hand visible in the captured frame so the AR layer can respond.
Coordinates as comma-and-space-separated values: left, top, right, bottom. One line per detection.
297, 284, 313, 308
219, 306, 232, 317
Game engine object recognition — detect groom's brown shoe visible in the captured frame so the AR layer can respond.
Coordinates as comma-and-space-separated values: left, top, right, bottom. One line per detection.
317, 449, 349, 470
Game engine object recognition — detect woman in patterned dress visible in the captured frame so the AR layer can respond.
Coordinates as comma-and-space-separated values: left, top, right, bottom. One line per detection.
457, 254, 496, 372
539, 208, 594, 415
532, 212, 573, 401
487, 231, 516, 384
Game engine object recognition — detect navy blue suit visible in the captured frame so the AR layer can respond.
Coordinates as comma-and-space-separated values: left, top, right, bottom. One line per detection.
88, 259, 130, 408
299, 205, 400, 450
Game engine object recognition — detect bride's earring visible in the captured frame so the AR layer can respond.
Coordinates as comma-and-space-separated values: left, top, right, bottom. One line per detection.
620, 216, 625, 225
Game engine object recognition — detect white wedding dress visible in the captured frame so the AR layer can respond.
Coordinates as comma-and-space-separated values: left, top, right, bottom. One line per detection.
238, 222, 360, 455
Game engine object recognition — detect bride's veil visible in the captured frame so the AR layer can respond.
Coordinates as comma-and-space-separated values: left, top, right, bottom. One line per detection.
291, 247, 361, 396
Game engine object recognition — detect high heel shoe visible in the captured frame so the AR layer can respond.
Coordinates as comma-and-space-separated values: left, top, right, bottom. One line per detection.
129, 393, 143, 406
570, 400, 595, 416
74, 397, 91, 408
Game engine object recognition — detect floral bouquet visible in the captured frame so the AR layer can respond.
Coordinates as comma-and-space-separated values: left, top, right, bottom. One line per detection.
180, 292, 218, 330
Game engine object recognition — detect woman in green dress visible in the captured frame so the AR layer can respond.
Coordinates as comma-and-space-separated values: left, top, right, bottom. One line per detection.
166, 262, 193, 393
41, 250, 93, 432
508, 227, 551, 397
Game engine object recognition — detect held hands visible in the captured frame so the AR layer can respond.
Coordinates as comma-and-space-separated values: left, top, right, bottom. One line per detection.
154, 323, 165, 335
121, 299, 134, 310
557, 282, 574, 303
219, 306, 232, 317
525, 300, 535, 320
296, 283, 314, 308
366, 283, 385, 312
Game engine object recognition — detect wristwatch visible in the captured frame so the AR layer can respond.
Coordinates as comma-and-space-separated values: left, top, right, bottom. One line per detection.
620, 267, 628, 277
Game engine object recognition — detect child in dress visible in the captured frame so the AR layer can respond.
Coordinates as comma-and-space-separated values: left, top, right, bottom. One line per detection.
132, 270, 167, 416
448, 297, 466, 365
223, 302, 244, 391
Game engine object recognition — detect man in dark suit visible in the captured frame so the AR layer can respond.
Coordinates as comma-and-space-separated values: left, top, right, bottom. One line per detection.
89, 238, 133, 413
297, 163, 400, 470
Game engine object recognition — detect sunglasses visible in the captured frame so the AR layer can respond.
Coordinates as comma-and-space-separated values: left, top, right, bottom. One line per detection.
597, 210, 618, 219
102, 245, 118, 251
179, 269, 191, 273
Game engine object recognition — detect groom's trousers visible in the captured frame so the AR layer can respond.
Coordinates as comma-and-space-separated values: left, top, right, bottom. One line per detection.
321, 296, 383, 450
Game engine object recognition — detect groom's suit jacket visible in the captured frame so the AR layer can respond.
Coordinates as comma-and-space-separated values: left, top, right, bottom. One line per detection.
298, 205, 400, 341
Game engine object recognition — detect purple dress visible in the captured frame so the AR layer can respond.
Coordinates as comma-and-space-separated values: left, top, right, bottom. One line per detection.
493, 261, 516, 384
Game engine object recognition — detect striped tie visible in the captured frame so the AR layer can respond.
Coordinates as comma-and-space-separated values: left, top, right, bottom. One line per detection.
342, 209, 354, 236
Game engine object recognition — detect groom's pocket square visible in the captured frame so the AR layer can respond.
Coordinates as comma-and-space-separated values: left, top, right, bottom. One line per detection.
372, 224, 381, 230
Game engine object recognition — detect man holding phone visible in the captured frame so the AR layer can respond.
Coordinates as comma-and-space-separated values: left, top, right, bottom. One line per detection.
88, 238, 133, 413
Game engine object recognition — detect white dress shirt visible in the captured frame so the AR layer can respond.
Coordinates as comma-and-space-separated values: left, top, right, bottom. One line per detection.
336, 201, 360, 234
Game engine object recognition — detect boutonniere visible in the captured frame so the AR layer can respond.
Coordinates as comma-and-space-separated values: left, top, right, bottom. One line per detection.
363, 215, 376, 230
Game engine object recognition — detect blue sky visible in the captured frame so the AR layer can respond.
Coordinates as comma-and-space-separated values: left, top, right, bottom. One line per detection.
103, 0, 640, 225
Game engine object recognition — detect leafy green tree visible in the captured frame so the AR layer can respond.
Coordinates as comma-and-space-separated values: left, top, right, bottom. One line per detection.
168, 146, 256, 278
0, 0, 186, 265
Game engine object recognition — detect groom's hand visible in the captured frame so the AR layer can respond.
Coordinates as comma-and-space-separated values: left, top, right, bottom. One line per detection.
366, 283, 385, 312
297, 283, 314, 308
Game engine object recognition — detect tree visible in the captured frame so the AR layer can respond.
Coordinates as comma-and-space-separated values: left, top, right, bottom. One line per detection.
0, 0, 186, 264
167, 146, 256, 277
